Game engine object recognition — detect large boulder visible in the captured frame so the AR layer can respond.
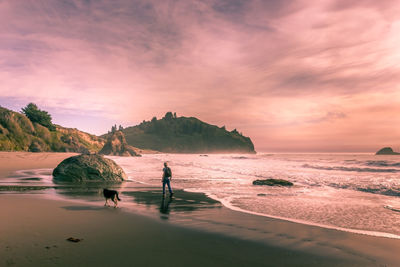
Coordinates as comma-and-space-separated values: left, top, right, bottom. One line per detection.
53, 154, 127, 182
376, 147, 400, 155
253, 179, 293, 186
99, 131, 141, 157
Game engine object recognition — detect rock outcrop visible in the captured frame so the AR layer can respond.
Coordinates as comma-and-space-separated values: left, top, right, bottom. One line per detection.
376, 147, 400, 155
99, 131, 140, 157
253, 179, 293, 186
52, 154, 127, 182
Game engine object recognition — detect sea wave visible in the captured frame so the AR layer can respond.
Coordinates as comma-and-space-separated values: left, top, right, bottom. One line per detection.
327, 182, 400, 197
231, 156, 252, 160
258, 154, 274, 157
364, 160, 400, 167
302, 164, 399, 173
356, 187, 400, 197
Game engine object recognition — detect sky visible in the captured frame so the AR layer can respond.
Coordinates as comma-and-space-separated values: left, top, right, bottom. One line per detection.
1, 0, 400, 152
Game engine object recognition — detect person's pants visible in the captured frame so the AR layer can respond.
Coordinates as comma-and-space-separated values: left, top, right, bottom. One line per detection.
163, 178, 173, 194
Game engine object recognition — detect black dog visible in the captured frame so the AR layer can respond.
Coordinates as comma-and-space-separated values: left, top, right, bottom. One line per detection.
103, 188, 121, 207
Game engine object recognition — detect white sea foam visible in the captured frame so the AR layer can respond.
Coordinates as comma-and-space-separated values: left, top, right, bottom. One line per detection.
204, 191, 400, 240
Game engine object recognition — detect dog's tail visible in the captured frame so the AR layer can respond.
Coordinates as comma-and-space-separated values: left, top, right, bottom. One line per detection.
116, 192, 121, 201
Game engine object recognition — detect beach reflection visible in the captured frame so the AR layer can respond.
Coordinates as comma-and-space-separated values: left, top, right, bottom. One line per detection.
3, 167, 222, 220
123, 189, 221, 216
160, 196, 172, 215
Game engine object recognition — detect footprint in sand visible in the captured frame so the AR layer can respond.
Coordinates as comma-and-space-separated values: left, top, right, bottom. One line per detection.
5, 259, 15, 266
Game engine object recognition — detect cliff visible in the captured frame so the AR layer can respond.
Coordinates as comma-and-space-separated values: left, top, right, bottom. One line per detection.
0, 106, 104, 153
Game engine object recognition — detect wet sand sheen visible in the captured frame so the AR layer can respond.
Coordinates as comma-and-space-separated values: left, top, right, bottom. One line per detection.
0, 194, 387, 267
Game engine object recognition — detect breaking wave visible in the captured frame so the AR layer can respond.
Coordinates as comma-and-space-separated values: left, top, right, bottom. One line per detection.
302, 164, 399, 173
364, 160, 400, 167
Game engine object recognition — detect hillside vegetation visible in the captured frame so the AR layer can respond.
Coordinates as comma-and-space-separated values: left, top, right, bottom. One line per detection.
0, 106, 104, 152
103, 112, 255, 153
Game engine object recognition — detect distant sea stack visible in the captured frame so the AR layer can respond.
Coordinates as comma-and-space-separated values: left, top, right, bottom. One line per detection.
376, 147, 400, 155
99, 130, 141, 157
101, 112, 256, 154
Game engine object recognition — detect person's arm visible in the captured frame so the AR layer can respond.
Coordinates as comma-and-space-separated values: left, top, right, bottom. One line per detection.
169, 167, 172, 180
162, 168, 165, 182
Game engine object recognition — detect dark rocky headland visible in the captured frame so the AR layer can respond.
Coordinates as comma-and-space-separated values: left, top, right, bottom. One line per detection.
102, 112, 256, 154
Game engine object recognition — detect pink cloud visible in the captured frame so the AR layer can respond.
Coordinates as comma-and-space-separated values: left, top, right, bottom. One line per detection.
0, 0, 400, 152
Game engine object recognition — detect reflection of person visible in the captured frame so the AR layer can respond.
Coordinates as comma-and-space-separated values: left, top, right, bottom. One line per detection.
162, 162, 174, 197
160, 196, 173, 215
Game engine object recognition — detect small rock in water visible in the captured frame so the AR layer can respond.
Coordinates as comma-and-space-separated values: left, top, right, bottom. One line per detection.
66, 237, 83, 243
257, 193, 267, 196
253, 179, 293, 186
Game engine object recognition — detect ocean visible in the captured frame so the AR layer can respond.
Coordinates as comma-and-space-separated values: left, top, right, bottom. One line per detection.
6, 153, 400, 239
114, 153, 400, 238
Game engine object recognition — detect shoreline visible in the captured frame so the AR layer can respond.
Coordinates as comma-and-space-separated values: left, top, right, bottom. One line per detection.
1, 152, 400, 266
203, 191, 400, 240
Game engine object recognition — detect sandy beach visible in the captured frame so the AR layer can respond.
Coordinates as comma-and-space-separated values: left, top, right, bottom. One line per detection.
0, 152, 78, 177
1, 152, 400, 267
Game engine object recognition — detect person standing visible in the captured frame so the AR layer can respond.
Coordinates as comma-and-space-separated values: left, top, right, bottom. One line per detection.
162, 162, 174, 197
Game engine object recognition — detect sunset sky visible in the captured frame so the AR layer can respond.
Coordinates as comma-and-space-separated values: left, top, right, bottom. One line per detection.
1, 0, 400, 152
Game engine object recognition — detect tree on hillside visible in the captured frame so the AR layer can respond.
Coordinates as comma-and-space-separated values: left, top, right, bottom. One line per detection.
21, 103, 55, 131
111, 124, 117, 133
164, 112, 173, 120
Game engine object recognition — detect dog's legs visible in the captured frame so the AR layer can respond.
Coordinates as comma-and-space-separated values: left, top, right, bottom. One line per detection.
113, 196, 118, 208
104, 199, 108, 206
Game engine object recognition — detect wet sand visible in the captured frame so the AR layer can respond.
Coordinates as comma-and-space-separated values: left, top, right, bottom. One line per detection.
1, 152, 400, 266
0, 194, 382, 267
